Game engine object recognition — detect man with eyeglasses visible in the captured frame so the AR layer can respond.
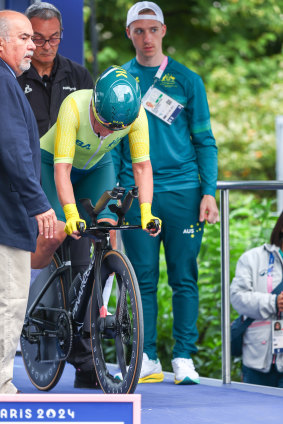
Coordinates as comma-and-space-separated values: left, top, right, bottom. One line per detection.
17, 2, 96, 391
17, 2, 93, 137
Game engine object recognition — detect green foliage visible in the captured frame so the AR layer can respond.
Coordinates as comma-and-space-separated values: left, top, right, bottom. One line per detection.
157, 195, 277, 380
84, 0, 283, 181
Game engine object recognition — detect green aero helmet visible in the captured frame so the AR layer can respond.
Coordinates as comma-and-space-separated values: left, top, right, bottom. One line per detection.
93, 65, 141, 131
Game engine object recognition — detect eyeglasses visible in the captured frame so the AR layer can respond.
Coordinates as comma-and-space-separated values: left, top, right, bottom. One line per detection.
32, 37, 62, 47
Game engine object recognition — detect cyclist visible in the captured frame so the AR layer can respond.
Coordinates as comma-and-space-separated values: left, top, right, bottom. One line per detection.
31, 65, 161, 269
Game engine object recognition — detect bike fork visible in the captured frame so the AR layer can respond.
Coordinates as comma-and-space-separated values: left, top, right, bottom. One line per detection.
94, 241, 107, 320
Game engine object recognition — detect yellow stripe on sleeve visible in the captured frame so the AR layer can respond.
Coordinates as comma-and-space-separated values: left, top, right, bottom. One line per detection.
128, 106, 150, 163
54, 96, 80, 164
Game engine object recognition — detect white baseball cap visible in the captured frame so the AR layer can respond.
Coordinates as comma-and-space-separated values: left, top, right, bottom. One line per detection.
126, 2, 164, 27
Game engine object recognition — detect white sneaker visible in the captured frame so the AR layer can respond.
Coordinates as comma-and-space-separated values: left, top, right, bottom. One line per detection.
138, 353, 164, 383
172, 358, 200, 385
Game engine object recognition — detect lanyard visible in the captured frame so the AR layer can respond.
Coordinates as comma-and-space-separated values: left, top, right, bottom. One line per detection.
267, 251, 281, 320
267, 252, 274, 293
151, 56, 168, 88
142, 56, 183, 126
267, 251, 283, 360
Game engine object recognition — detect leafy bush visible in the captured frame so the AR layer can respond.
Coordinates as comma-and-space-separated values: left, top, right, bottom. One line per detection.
84, 0, 283, 183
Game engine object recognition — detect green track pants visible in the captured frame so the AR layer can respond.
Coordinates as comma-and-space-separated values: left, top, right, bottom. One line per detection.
122, 188, 204, 360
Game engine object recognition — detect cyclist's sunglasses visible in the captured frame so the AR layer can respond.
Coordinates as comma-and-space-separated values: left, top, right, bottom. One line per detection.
92, 101, 129, 132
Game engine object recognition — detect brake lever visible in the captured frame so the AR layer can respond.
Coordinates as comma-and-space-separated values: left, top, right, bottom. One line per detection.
77, 221, 86, 234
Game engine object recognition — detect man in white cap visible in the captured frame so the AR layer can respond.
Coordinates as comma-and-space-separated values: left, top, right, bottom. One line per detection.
112, 2, 219, 385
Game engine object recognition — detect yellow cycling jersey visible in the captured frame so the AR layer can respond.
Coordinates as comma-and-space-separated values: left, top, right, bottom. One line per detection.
40, 89, 149, 170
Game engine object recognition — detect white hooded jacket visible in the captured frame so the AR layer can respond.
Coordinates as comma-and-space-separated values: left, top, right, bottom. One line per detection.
230, 244, 283, 372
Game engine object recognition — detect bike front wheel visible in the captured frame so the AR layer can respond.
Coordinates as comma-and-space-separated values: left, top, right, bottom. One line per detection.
90, 249, 144, 394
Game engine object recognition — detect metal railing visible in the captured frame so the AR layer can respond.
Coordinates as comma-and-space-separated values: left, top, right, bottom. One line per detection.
217, 180, 283, 384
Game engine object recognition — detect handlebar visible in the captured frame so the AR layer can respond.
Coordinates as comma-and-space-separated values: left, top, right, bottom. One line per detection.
79, 187, 138, 227
78, 186, 160, 236
146, 219, 160, 233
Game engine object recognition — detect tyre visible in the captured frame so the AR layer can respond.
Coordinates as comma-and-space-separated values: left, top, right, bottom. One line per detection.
20, 254, 68, 391
90, 249, 144, 394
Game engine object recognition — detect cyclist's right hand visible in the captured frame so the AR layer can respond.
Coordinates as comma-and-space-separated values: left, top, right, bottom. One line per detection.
140, 203, 161, 237
63, 204, 86, 236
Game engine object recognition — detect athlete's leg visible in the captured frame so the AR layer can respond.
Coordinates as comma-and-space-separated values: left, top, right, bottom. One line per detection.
160, 188, 204, 359
31, 161, 67, 268
68, 156, 117, 383
122, 196, 161, 360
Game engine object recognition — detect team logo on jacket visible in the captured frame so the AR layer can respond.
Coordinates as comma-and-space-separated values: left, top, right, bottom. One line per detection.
160, 74, 177, 88
24, 84, 32, 94
63, 86, 76, 91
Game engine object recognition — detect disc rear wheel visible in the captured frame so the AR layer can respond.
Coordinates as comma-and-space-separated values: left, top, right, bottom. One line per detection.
20, 254, 68, 391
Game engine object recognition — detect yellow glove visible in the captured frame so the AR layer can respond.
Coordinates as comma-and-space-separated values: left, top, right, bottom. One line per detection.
140, 203, 162, 231
63, 204, 86, 235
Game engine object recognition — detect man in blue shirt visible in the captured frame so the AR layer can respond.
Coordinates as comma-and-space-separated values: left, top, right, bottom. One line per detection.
112, 1, 219, 385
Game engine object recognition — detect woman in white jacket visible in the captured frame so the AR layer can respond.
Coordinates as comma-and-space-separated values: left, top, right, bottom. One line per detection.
230, 212, 283, 387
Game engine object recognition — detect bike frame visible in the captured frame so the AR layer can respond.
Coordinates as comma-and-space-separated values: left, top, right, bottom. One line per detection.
21, 186, 151, 393
24, 226, 141, 351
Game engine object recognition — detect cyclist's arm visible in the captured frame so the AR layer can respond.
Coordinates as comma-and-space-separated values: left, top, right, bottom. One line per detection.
54, 162, 85, 238
132, 160, 153, 204
54, 96, 79, 165
128, 106, 151, 204
129, 108, 161, 236
54, 163, 75, 206
52, 96, 87, 237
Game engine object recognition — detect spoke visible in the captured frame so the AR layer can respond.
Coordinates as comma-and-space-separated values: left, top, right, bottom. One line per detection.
115, 334, 127, 376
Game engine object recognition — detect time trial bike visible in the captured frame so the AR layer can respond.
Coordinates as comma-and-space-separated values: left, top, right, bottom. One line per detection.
20, 186, 158, 394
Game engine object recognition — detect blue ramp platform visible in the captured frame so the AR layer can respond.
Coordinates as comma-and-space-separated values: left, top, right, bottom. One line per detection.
7, 354, 283, 424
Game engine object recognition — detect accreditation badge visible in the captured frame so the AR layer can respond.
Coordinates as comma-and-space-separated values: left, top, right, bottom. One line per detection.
142, 86, 183, 125
272, 319, 283, 353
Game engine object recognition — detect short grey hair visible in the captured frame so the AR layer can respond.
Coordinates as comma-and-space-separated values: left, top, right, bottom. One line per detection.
25, 2, 63, 32
0, 16, 10, 41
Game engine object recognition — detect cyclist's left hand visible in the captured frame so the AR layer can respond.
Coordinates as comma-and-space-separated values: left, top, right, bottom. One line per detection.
63, 203, 86, 238
140, 203, 161, 237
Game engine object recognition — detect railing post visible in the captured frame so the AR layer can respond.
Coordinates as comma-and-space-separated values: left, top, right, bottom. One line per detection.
220, 189, 231, 384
